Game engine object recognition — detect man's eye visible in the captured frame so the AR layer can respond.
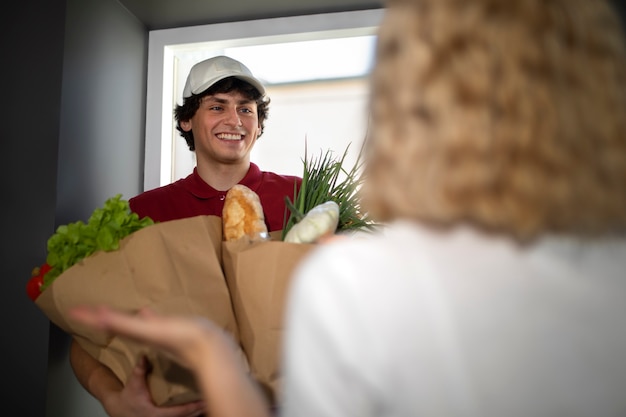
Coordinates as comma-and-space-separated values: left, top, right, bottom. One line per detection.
239, 108, 252, 114
209, 106, 223, 111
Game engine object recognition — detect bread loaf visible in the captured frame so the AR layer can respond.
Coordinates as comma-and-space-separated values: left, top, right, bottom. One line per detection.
222, 184, 269, 241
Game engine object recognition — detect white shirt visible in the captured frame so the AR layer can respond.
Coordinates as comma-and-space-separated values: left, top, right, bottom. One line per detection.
280, 220, 626, 417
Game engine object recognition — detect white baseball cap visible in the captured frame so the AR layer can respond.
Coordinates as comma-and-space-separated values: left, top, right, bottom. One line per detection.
182, 55, 266, 98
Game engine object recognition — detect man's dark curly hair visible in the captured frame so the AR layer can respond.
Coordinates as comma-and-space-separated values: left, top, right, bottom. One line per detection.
174, 77, 270, 151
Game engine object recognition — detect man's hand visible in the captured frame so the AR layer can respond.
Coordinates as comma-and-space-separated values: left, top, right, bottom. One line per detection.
102, 356, 206, 417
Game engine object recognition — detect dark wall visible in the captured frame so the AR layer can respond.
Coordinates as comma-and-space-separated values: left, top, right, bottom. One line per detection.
46, 0, 148, 415
0, 0, 147, 415
0, 0, 65, 415
612, 0, 626, 28
56, 0, 147, 222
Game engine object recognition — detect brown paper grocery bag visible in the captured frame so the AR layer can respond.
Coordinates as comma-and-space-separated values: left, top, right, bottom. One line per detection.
36, 215, 239, 406
222, 233, 316, 404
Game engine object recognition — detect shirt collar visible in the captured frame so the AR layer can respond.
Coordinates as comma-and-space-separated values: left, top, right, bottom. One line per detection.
184, 163, 263, 199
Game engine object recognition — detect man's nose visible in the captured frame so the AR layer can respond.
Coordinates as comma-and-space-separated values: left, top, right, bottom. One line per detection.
225, 108, 242, 126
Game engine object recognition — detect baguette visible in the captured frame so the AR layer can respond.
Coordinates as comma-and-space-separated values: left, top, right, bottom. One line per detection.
222, 184, 269, 242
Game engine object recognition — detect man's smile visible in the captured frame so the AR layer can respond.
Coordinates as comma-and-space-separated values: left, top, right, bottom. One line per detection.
216, 133, 244, 141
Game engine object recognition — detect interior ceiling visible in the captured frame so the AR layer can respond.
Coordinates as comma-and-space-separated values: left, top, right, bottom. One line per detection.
118, 0, 625, 36
117, 0, 385, 31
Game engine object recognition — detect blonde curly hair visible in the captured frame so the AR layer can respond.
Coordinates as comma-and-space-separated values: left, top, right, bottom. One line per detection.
361, 0, 626, 240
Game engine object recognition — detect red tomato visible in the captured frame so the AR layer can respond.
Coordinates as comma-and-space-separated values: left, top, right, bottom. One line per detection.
40, 263, 52, 276
26, 274, 43, 302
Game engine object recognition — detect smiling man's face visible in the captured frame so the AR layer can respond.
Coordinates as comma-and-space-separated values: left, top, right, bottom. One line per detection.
181, 91, 261, 166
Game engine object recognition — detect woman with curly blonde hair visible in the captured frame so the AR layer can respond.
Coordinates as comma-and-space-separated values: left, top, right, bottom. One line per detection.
70, 1, 626, 416
362, 0, 626, 239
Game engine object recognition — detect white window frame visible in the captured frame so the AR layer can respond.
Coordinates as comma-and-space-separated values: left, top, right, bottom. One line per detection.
144, 8, 385, 191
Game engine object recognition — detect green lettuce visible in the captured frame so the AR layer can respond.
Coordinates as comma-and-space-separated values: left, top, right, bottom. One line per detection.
42, 194, 154, 290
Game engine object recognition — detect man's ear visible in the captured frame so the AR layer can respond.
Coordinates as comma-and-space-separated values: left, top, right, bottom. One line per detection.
180, 120, 192, 132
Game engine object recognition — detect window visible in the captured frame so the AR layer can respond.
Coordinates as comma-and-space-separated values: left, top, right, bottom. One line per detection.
144, 9, 384, 190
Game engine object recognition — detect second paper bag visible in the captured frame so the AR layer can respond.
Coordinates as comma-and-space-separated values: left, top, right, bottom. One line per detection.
222, 236, 315, 404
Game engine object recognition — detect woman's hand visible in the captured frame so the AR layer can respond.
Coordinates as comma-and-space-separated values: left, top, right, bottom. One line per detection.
70, 306, 225, 371
69, 305, 270, 417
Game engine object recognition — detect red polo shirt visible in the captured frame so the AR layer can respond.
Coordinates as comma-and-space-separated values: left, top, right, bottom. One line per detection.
129, 163, 301, 232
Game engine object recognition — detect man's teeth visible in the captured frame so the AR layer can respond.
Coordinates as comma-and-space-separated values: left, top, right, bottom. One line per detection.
217, 133, 243, 140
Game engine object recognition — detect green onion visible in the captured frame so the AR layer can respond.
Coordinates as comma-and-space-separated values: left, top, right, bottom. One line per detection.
281, 141, 378, 240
